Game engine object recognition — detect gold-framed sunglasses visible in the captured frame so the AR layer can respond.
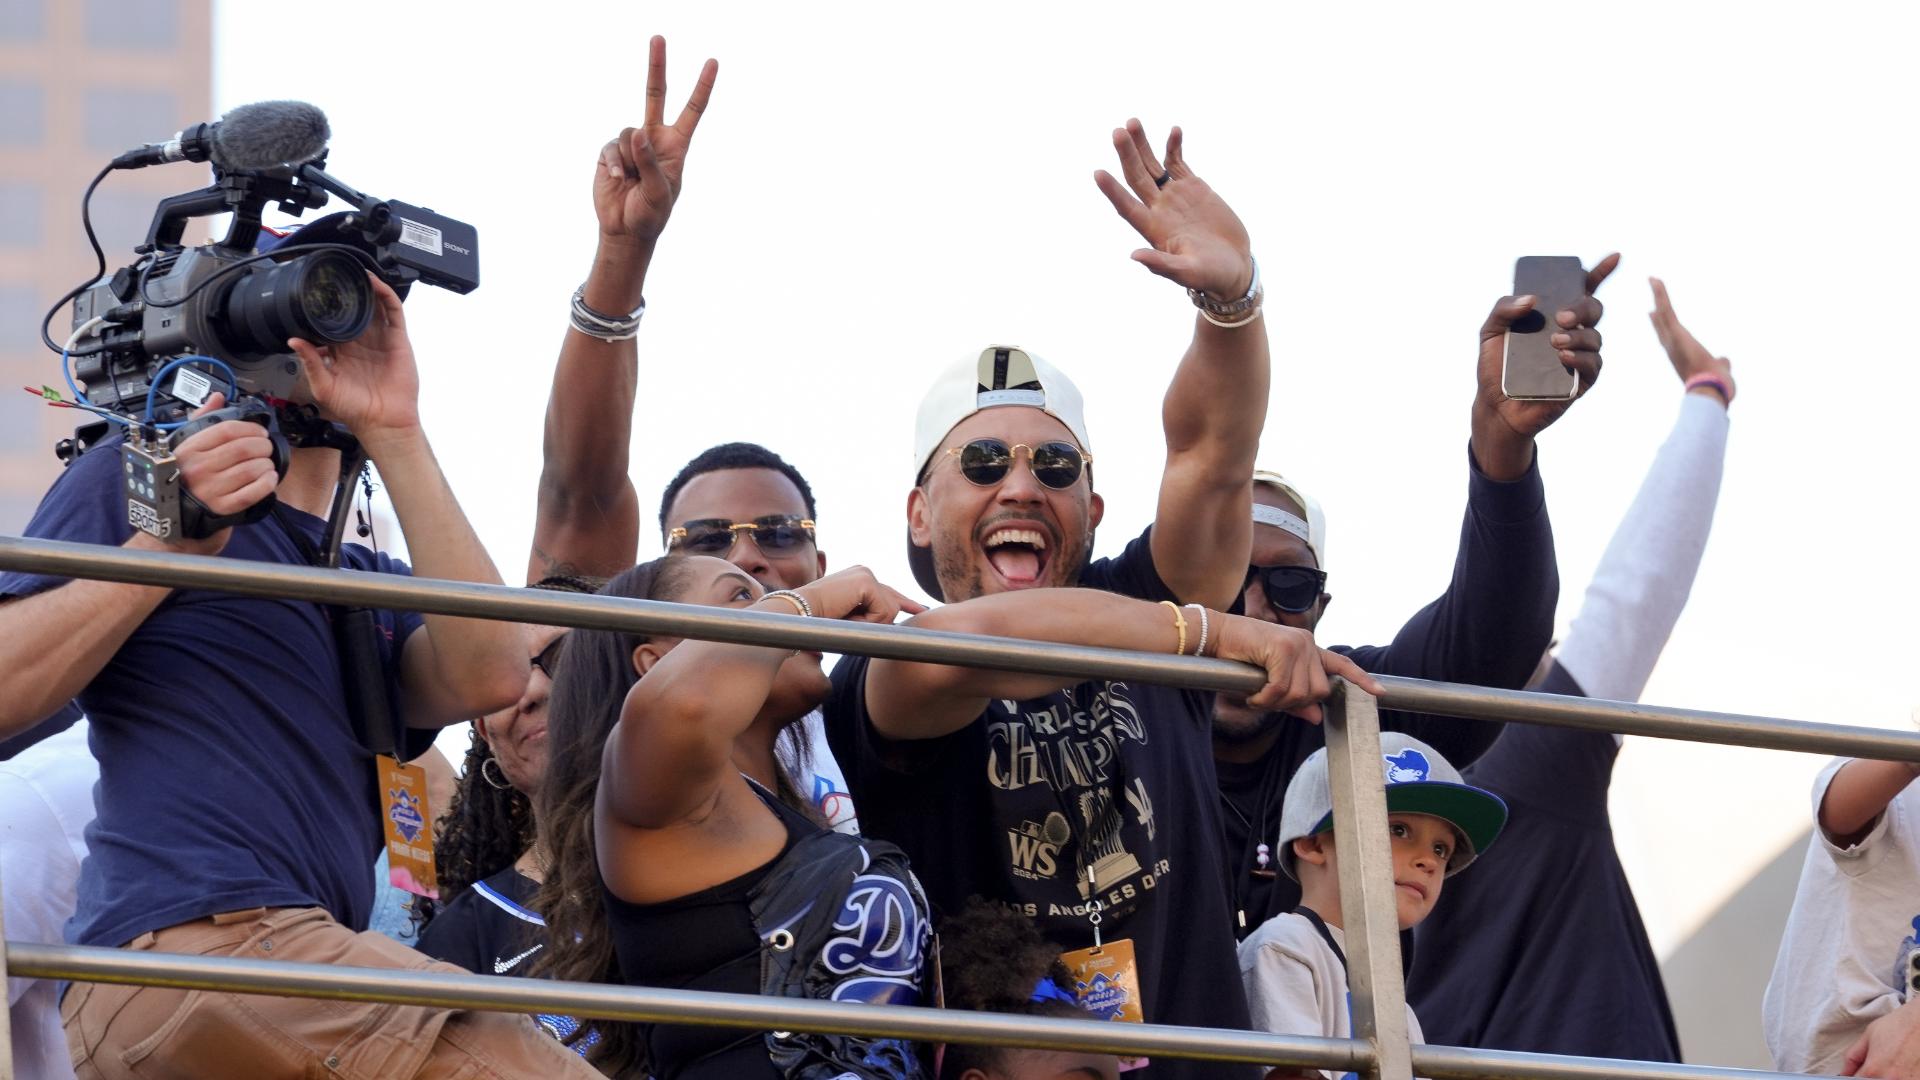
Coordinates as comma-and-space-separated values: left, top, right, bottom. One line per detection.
944, 439, 1091, 489
667, 515, 817, 556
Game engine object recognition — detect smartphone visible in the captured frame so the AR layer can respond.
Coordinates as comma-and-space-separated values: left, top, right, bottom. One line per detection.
1501, 256, 1588, 401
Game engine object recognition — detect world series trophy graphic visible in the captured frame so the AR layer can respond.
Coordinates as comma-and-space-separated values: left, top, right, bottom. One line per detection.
1075, 788, 1143, 900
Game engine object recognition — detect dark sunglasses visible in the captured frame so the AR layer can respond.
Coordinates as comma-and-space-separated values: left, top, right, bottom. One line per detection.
945, 439, 1091, 490
668, 515, 816, 556
1246, 564, 1328, 614
532, 633, 569, 679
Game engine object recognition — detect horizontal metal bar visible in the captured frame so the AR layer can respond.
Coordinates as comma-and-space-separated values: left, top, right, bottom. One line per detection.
0, 535, 1265, 693
1373, 675, 1920, 763
6, 944, 1836, 1080
1412, 1043, 1836, 1080
6, 534, 1918, 764
5, 943, 1367, 1070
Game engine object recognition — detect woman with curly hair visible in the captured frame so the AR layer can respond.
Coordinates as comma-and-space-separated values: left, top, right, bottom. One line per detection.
535, 557, 936, 1079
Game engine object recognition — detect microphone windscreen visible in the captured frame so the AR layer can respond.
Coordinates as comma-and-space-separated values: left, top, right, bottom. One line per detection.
211, 101, 330, 170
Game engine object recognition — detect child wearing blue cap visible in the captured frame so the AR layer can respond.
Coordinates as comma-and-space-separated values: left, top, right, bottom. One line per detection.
1238, 733, 1507, 1078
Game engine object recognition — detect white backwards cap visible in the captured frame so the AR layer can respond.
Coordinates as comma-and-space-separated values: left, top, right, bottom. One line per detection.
908, 346, 1093, 598
1251, 470, 1326, 569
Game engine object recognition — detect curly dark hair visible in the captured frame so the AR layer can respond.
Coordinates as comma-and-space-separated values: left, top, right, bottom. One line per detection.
937, 899, 1086, 1080
423, 730, 537, 921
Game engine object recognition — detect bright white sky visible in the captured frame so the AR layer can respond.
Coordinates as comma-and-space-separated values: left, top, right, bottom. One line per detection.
217, 1, 1920, 960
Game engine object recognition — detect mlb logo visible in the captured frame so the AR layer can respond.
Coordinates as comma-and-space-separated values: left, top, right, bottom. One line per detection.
1382, 748, 1431, 785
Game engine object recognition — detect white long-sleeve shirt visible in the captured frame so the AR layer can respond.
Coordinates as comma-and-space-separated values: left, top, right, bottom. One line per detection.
1554, 391, 1730, 705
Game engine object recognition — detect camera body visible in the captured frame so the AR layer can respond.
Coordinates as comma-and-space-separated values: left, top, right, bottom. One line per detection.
72, 243, 313, 412
65, 163, 479, 432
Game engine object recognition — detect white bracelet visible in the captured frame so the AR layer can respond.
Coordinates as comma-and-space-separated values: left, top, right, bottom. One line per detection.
1188, 604, 1210, 657
1197, 305, 1263, 330
762, 589, 813, 618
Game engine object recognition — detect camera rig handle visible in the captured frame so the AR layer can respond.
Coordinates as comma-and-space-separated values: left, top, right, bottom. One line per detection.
121, 399, 292, 542
169, 401, 292, 538
140, 166, 331, 255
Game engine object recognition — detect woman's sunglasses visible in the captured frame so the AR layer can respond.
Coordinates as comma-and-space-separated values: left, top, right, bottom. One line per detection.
944, 439, 1091, 490
1246, 564, 1328, 614
532, 633, 569, 679
668, 515, 816, 556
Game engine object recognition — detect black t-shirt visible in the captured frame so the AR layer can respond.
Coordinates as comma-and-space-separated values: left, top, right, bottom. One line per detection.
1218, 449, 1559, 939
827, 525, 1250, 1080
1406, 662, 1681, 1061
417, 867, 547, 976
416, 868, 598, 1055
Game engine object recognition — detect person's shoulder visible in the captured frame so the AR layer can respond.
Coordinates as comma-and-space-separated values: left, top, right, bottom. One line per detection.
1078, 523, 1170, 601
339, 543, 414, 577
1238, 910, 1321, 961
11, 434, 134, 543
474, 868, 545, 923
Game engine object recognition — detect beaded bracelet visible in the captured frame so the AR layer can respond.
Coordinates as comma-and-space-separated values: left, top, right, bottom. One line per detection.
762, 589, 813, 618
1187, 604, 1211, 658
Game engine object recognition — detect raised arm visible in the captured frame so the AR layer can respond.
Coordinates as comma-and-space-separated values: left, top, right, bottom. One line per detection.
529, 36, 718, 584
602, 568, 914, 830
290, 279, 527, 728
1470, 254, 1618, 480
1094, 121, 1265, 611
1552, 277, 1733, 703
1331, 265, 1617, 762
866, 589, 1379, 741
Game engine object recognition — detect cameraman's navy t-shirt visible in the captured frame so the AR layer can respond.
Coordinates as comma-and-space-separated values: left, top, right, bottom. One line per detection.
826, 525, 1252, 1080
0, 435, 425, 948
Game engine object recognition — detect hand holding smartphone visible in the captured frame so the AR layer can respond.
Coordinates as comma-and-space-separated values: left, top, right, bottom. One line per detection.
1501, 256, 1589, 401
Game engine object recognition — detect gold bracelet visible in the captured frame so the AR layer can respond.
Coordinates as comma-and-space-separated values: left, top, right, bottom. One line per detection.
1160, 600, 1188, 656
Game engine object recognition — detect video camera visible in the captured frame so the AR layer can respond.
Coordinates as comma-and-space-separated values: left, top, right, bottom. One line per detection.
43, 101, 480, 544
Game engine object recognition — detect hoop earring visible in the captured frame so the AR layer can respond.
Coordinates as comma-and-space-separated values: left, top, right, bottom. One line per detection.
480, 756, 512, 791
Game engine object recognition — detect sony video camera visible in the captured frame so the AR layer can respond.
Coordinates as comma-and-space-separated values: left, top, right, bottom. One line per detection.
48, 101, 480, 541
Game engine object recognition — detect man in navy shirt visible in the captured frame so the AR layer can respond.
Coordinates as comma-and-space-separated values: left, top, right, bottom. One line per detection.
1212, 256, 1617, 939
0, 277, 600, 1078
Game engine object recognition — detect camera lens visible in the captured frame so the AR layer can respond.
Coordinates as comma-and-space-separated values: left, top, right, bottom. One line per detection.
219, 250, 373, 356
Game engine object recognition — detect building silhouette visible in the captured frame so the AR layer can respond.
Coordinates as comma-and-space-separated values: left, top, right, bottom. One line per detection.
0, 0, 211, 531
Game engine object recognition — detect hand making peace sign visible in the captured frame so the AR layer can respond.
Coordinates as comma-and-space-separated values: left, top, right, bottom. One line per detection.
594, 35, 719, 252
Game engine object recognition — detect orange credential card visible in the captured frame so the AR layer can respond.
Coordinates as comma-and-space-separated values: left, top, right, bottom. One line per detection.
377, 753, 439, 899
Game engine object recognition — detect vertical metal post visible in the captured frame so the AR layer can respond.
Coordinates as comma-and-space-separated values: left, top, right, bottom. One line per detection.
1, 854, 16, 1078
1324, 680, 1414, 1080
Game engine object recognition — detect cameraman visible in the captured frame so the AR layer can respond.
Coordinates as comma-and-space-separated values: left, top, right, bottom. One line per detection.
0, 281, 600, 1077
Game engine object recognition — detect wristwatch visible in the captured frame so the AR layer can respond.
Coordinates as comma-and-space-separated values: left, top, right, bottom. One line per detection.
1188, 256, 1262, 324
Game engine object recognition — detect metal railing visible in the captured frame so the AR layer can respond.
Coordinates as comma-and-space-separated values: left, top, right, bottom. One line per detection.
2, 534, 1898, 1079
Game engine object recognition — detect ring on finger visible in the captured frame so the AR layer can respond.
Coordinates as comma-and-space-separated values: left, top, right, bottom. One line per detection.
1153, 171, 1171, 189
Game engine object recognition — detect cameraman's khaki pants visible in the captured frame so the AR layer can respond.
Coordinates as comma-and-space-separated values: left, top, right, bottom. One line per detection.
62, 906, 602, 1079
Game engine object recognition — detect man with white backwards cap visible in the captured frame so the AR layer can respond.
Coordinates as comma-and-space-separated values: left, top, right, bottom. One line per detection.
823, 122, 1372, 1077
1213, 253, 1619, 940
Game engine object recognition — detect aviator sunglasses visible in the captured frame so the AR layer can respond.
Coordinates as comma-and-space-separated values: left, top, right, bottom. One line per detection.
1246, 564, 1328, 614
945, 439, 1091, 490
668, 515, 817, 556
